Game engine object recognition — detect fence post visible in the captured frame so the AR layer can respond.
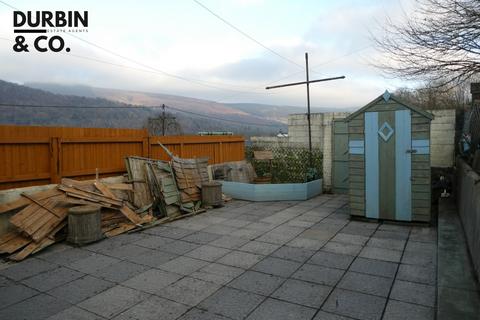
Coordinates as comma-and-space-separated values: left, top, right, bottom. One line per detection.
142, 137, 149, 157
219, 142, 224, 163
50, 137, 61, 183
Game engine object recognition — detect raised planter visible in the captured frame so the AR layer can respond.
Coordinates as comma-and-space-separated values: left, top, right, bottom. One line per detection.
221, 179, 322, 202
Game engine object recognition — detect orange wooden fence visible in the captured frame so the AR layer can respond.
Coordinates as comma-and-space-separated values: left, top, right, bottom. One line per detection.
0, 125, 245, 190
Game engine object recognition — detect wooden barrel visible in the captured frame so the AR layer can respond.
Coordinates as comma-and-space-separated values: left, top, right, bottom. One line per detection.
202, 181, 223, 207
67, 205, 103, 245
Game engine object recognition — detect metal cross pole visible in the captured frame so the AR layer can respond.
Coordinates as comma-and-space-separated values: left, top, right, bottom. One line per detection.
266, 52, 345, 168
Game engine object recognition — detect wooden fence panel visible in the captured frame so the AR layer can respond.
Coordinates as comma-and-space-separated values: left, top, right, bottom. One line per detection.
0, 125, 245, 190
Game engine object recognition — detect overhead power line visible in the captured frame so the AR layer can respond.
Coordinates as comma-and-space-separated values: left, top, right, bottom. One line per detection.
193, 0, 304, 70
0, 103, 285, 127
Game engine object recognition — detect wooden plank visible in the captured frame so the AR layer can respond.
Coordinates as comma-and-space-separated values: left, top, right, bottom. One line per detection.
104, 222, 136, 237
350, 208, 364, 216
94, 181, 118, 200
378, 111, 396, 220
413, 199, 430, 208
350, 182, 364, 190
412, 185, 431, 193
119, 205, 143, 225
412, 207, 430, 215
412, 192, 430, 200
0, 233, 31, 254
105, 183, 133, 191
0, 188, 62, 214
350, 202, 365, 210
365, 111, 379, 219
349, 188, 364, 196
349, 161, 365, 169
349, 175, 364, 183
349, 168, 364, 175
395, 110, 412, 221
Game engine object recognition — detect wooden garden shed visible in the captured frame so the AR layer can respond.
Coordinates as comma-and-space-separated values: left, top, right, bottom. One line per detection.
345, 91, 434, 222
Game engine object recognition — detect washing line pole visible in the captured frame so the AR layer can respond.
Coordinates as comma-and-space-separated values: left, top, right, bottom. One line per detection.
266, 52, 345, 168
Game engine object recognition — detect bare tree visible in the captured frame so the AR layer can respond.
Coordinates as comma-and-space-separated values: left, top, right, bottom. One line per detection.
373, 0, 480, 88
394, 81, 471, 109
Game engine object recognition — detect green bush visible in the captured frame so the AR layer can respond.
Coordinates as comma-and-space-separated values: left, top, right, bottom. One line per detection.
246, 146, 323, 183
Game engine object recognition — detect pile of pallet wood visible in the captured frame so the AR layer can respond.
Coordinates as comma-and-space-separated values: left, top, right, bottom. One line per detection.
0, 145, 218, 262
0, 178, 153, 261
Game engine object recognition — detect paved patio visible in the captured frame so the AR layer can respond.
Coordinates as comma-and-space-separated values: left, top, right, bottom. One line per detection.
0, 194, 437, 320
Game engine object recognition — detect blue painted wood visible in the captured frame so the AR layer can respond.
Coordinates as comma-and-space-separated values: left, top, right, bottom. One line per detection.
395, 110, 412, 221
221, 179, 323, 202
349, 140, 364, 154
383, 90, 391, 102
378, 121, 394, 141
412, 139, 430, 154
365, 112, 379, 219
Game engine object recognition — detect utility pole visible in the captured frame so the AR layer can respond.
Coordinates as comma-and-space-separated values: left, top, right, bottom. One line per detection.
266, 52, 345, 169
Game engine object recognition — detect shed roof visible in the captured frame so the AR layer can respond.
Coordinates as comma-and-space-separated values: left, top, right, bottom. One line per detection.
345, 90, 434, 121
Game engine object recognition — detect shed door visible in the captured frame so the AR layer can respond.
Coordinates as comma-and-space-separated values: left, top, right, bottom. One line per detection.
365, 110, 412, 221
332, 119, 349, 194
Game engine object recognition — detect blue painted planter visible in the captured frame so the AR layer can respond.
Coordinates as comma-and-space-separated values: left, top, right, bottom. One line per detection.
221, 179, 322, 202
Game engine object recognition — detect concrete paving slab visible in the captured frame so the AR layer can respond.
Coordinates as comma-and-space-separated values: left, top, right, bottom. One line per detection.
337, 271, 393, 297
272, 278, 332, 308
251, 256, 301, 277
209, 235, 250, 249
177, 308, 231, 320
185, 244, 231, 262
0, 293, 72, 320
78, 285, 149, 319
217, 250, 264, 269
158, 276, 221, 306
228, 270, 285, 296
190, 262, 244, 285
113, 295, 188, 320
238, 240, 280, 256
322, 241, 363, 256
198, 287, 264, 320
46, 306, 105, 320
271, 246, 315, 263
157, 240, 200, 255
292, 264, 344, 286
396, 264, 436, 285
0, 258, 57, 281
246, 298, 316, 320
0, 282, 38, 309
383, 300, 434, 320
359, 246, 402, 263
390, 280, 436, 307
122, 269, 182, 294
349, 257, 398, 278
48, 275, 114, 304
309, 251, 355, 270
322, 288, 386, 320
21, 266, 84, 292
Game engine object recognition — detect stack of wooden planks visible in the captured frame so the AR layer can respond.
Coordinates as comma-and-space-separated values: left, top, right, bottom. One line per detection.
172, 156, 209, 203
0, 178, 153, 261
126, 156, 183, 217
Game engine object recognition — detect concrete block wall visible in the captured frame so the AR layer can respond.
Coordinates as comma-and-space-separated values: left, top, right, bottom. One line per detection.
288, 113, 324, 148
430, 109, 456, 167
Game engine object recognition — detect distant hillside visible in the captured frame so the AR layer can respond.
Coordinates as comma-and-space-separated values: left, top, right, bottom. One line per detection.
26, 82, 353, 125
225, 103, 354, 123
0, 80, 286, 136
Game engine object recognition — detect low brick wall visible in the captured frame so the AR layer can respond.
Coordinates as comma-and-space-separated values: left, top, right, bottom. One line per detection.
456, 157, 480, 278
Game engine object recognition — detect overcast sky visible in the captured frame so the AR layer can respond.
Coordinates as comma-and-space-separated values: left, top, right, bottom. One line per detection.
0, 0, 417, 108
